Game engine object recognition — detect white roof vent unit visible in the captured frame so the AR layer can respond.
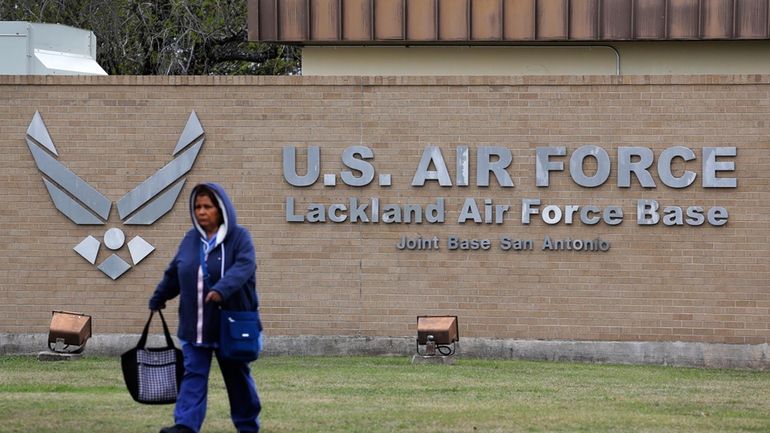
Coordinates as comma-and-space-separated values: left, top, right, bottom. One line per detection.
0, 21, 107, 75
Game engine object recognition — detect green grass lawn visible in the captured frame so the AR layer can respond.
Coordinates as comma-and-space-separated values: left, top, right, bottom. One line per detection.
0, 355, 769, 433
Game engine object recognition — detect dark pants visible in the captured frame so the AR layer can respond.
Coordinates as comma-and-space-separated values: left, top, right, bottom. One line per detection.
174, 341, 261, 433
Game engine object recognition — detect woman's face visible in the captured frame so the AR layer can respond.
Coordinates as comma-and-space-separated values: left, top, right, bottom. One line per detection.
195, 194, 220, 235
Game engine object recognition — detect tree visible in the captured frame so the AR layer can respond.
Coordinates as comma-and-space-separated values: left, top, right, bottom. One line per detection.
0, 0, 301, 75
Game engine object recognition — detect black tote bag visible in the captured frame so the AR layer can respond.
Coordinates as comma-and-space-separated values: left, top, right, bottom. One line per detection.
121, 310, 185, 405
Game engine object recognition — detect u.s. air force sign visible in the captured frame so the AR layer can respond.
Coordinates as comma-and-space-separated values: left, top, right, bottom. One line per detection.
25, 111, 204, 280
282, 144, 737, 252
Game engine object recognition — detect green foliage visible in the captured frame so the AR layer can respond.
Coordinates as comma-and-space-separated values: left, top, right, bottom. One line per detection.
1, 355, 770, 433
0, 0, 300, 75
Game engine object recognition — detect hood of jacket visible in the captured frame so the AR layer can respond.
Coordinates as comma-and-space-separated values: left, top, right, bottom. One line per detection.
189, 182, 236, 246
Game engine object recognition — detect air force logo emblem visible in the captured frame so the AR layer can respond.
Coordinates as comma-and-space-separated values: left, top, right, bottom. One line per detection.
25, 111, 205, 280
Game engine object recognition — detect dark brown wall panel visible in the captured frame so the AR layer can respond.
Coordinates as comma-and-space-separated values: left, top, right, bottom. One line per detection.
570, 0, 598, 40
701, 0, 733, 39
504, 0, 536, 39
471, 0, 503, 40
634, 0, 666, 38
407, 0, 437, 40
247, 0, 260, 41
343, 0, 372, 40
537, 0, 568, 39
601, 0, 633, 39
247, 0, 770, 43
375, 0, 405, 40
439, 0, 470, 40
258, 0, 278, 40
735, 0, 769, 38
279, 0, 309, 40
311, 0, 341, 40
668, 0, 700, 39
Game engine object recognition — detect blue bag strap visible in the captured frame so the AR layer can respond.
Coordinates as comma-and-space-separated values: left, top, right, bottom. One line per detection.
199, 240, 211, 288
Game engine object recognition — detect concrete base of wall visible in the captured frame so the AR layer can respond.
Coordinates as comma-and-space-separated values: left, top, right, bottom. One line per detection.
2, 333, 768, 370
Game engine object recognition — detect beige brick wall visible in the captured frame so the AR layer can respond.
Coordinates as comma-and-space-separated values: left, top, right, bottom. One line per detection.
1, 75, 769, 345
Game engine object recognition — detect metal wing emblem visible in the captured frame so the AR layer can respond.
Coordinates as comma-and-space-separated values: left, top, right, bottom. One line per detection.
117, 112, 204, 225
26, 111, 205, 279
26, 111, 112, 224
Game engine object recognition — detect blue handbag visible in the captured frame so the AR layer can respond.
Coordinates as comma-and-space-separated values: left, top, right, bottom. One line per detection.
219, 309, 263, 362
201, 243, 262, 362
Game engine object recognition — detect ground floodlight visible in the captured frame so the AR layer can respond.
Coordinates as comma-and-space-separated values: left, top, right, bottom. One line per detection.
48, 311, 92, 353
416, 315, 459, 357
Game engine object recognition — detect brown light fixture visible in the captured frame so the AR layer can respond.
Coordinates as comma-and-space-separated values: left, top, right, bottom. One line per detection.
48, 311, 92, 353
416, 315, 458, 357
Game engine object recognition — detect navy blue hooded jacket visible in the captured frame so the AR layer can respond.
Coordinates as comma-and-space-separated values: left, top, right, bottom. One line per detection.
149, 183, 258, 345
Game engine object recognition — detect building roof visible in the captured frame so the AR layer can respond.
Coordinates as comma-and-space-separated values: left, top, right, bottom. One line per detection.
247, 0, 770, 44
0, 21, 107, 75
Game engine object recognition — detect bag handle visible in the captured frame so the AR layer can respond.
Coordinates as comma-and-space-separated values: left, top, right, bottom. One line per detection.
137, 310, 175, 349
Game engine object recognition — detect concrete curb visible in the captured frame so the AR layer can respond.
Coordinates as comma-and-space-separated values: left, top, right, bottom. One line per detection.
2, 333, 768, 369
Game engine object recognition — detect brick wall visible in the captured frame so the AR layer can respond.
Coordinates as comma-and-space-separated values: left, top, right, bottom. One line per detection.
1, 75, 769, 345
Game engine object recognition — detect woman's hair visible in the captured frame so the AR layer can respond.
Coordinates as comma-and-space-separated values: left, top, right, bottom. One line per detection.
195, 185, 225, 226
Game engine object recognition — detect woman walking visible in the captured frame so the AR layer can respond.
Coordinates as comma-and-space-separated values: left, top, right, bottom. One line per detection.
149, 183, 261, 433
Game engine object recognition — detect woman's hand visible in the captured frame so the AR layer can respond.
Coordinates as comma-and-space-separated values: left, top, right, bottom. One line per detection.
205, 291, 222, 304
